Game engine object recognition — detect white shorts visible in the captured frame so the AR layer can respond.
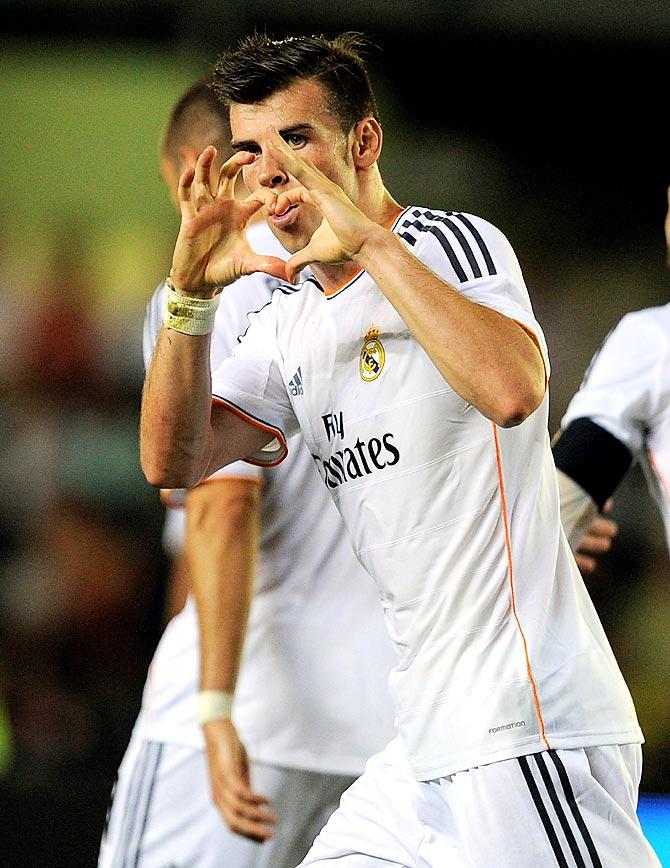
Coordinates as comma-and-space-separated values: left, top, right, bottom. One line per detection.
98, 730, 356, 868
299, 737, 661, 867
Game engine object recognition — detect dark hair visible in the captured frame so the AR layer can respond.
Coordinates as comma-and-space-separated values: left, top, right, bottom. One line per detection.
161, 79, 231, 165
211, 33, 379, 133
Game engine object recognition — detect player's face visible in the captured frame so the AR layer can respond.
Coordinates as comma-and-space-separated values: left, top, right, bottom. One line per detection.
230, 78, 357, 252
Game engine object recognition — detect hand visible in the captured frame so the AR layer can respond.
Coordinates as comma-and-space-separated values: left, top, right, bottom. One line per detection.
170, 146, 288, 296
574, 499, 617, 575
264, 128, 383, 283
203, 718, 276, 842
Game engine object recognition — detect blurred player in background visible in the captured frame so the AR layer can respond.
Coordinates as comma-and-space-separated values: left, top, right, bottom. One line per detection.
554, 187, 670, 556
99, 80, 396, 868
140, 34, 659, 867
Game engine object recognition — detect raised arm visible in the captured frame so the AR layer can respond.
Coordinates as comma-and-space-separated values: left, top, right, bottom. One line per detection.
266, 130, 546, 428
185, 478, 276, 842
140, 147, 288, 489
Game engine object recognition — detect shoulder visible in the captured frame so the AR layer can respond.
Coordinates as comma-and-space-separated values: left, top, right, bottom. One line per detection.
395, 206, 519, 284
596, 304, 670, 369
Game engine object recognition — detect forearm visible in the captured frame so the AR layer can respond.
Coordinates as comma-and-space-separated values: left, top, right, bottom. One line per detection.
186, 481, 260, 693
355, 229, 546, 426
141, 326, 216, 488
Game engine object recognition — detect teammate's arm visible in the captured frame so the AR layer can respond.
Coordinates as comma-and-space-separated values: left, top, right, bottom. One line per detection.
553, 417, 632, 553
185, 478, 277, 842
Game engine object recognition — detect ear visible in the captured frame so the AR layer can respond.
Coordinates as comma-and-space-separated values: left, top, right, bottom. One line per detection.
178, 145, 201, 172
351, 117, 383, 169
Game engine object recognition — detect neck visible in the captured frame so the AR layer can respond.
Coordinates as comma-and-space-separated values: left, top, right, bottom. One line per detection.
312, 187, 403, 293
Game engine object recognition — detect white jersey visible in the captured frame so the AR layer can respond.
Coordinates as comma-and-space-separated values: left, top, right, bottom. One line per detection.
211, 207, 642, 780
561, 303, 670, 551
140, 220, 397, 775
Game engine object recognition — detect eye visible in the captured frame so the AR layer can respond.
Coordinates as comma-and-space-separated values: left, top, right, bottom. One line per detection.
284, 133, 306, 149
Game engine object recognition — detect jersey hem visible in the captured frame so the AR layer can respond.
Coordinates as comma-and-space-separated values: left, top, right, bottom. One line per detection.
410, 728, 644, 781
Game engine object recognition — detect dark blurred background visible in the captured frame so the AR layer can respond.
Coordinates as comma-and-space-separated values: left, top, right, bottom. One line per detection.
1, 2, 668, 865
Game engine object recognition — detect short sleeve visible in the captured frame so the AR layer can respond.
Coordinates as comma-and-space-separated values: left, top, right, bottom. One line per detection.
561, 312, 669, 455
211, 296, 300, 467
401, 209, 550, 377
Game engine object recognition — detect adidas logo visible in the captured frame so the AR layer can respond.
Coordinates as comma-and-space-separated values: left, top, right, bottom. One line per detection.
288, 366, 304, 396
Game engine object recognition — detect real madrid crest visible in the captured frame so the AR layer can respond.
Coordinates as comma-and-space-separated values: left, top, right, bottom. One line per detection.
359, 326, 385, 382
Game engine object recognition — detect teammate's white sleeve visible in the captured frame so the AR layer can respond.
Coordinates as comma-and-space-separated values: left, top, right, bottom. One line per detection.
408, 211, 550, 375
143, 281, 167, 371
561, 311, 670, 454
211, 293, 300, 467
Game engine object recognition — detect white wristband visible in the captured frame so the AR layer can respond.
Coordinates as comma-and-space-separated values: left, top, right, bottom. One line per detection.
163, 280, 220, 336
197, 690, 234, 725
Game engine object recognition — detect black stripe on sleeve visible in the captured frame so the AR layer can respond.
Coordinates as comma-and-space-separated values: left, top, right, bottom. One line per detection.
401, 218, 468, 282
451, 213, 497, 276
548, 751, 603, 868
552, 417, 632, 509
518, 755, 570, 868
422, 211, 482, 278
533, 754, 588, 868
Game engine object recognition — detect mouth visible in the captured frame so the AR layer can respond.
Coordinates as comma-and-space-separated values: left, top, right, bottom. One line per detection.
269, 203, 299, 229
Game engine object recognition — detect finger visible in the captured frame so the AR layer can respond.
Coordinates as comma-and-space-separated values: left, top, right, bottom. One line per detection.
217, 151, 256, 196
266, 127, 331, 191
285, 244, 319, 284
193, 146, 217, 207
275, 186, 314, 215
602, 497, 615, 515
575, 553, 596, 574
589, 517, 618, 538
245, 187, 277, 213
177, 167, 196, 219
579, 533, 612, 555
222, 809, 275, 843
241, 254, 289, 283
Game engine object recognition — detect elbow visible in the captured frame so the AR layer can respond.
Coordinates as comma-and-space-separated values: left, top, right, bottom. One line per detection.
495, 380, 546, 429
141, 452, 202, 490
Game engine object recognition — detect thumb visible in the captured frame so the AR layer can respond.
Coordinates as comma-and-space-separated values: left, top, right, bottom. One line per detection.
285, 245, 319, 285
244, 254, 289, 282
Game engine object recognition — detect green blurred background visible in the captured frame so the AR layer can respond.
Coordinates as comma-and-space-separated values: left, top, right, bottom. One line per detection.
0, 3, 669, 864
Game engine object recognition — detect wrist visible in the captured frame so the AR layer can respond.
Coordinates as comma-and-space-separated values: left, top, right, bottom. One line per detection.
352, 223, 396, 270
167, 269, 220, 300
197, 689, 234, 726
163, 279, 220, 336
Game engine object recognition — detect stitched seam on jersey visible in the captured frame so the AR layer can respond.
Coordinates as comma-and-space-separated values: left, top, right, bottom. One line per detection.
418, 615, 514, 648
310, 386, 460, 445
493, 422, 550, 750
387, 564, 492, 608
334, 437, 496, 502
399, 676, 533, 715
357, 503, 489, 556
211, 396, 287, 467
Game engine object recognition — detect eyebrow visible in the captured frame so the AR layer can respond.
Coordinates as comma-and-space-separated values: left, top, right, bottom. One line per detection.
231, 123, 316, 151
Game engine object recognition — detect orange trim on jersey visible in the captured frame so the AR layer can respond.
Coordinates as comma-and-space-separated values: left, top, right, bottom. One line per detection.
323, 206, 406, 298
492, 422, 551, 750
211, 396, 287, 468
648, 448, 670, 503
512, 318, 549, 388
201, 474, 263, 487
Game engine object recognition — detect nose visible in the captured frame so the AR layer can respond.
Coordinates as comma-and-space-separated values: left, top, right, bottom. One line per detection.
257, 148, 288, 189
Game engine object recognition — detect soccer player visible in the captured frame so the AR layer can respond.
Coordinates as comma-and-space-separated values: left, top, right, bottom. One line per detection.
554, 187, 670, 557
99, 80, 397, 868
140, 35, 660, 866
